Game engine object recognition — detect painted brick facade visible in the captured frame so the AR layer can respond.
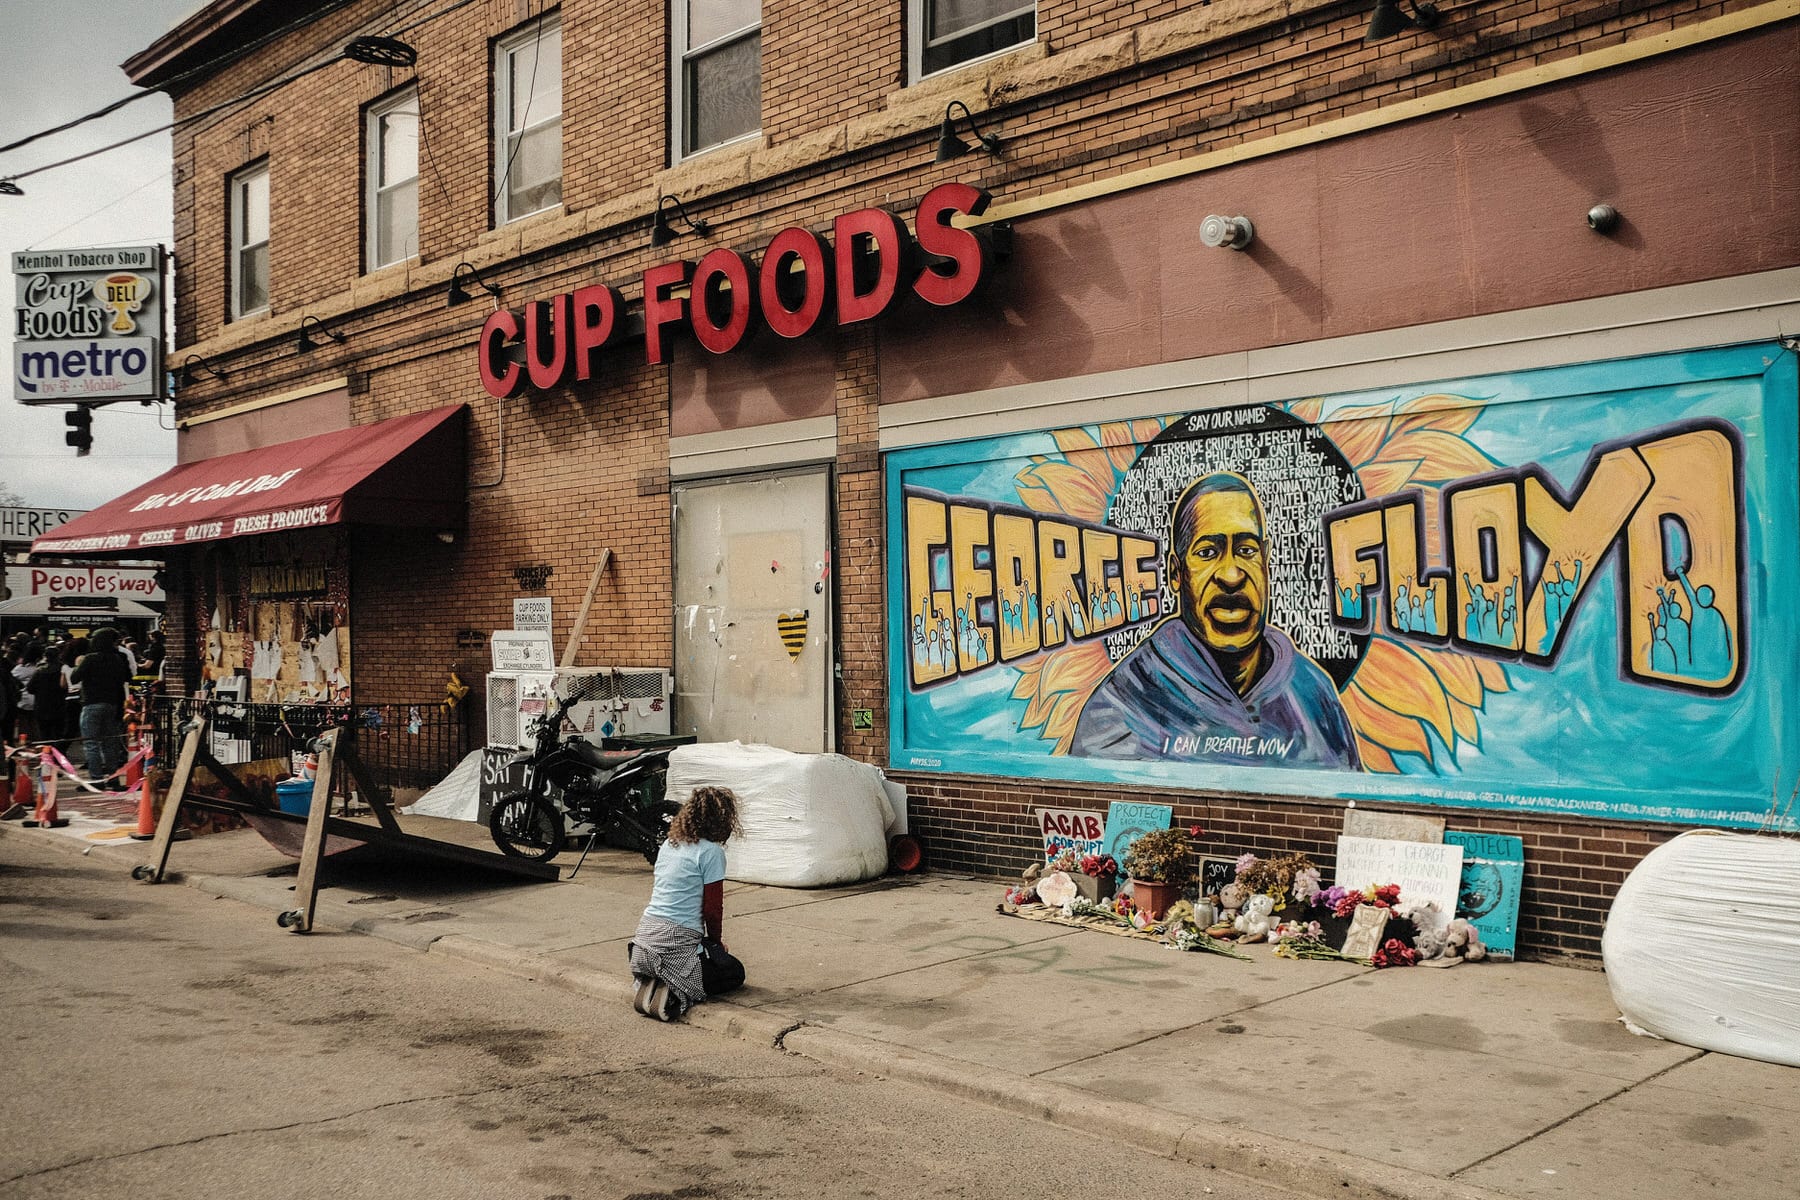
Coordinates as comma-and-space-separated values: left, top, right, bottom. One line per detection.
131, 0, 1799, 964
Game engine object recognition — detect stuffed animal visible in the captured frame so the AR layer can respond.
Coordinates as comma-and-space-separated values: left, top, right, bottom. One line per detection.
1397, 899, 1449, 960
1218, 881, 1250, 924
1443, 918, 1487, 961
1233, 893, 1277, 942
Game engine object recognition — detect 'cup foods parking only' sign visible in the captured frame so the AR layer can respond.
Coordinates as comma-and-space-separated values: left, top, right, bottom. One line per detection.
12, 245, 165, 404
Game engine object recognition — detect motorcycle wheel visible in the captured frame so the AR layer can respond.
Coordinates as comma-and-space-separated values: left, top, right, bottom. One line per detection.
488, 792, 566, 863
639, 799, 681, 865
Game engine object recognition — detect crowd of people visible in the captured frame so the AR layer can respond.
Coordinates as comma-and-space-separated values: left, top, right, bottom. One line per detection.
2, 626, 164, 788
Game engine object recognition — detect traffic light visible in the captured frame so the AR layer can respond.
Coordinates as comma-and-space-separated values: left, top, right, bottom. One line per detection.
64, 406, 93, 455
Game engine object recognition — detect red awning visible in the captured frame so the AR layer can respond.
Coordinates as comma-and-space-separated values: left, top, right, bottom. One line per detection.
33, 404, 467, 555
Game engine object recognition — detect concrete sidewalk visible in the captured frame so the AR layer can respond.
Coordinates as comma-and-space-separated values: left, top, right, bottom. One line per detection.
4, 812, 1795, 1200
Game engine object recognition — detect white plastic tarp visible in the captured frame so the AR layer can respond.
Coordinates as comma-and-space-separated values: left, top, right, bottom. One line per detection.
667, 741, 896, 887
403, 748, 483, 822
1603, 829, 1800, 1067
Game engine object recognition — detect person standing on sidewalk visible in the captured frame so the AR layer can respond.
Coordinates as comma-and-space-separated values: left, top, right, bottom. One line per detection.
69, 628, 133, 787
9, 641, 44, 742
628, 786, 747, 1021
27, 645, 66, 744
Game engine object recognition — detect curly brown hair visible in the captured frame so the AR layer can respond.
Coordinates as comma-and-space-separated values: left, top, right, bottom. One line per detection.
666, 785, 742, 846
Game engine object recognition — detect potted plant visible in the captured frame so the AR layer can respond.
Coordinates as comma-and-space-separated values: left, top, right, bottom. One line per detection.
1121, 826, 1195, 919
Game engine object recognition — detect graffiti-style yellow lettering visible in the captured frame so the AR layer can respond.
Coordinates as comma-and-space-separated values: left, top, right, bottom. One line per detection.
1520, 449, 1648, 658
950, 503, 996, 672
1623, 427, 1740, 690
902, 488, 1159, 688
993, 513, 1042, 661
905, 494, 954, 687
1449, 482, 1525, 652
1324, 420, 1743, 694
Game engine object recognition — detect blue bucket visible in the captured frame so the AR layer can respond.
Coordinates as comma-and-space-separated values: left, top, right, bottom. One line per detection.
275, 779, 315, 816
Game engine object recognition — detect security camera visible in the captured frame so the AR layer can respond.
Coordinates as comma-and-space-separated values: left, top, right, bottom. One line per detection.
1586, 204, 1620, 234
1199, 214, 1255, 251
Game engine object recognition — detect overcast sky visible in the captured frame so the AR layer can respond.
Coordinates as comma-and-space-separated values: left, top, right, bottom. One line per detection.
1, 0, 200, 511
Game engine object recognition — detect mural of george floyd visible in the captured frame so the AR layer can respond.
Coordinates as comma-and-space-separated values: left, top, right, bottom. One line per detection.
887, 343, 1797, 832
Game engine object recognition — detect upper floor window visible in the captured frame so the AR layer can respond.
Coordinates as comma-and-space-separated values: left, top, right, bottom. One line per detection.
494, 13, 562, 225
674, 0, 761, 159
229, 160, 269, 319
366, 88, 419, 270
910, 0, 1035, 79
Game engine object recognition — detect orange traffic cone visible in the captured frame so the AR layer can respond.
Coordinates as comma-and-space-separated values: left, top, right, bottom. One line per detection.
124, 750, 144, 789
130, 777, 157, 840
3, 755, 32, 820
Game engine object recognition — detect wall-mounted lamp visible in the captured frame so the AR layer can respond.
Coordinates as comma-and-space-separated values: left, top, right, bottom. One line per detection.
934, 100, 1003, 163
178, 354, 228, 388
1586, 204, 1621, 234
447, 262, 501, 308
649, 194, 710, 247
435, 530, 456, 544
1364, 0, 1440, 42
343, 35, 418, 67
1199, 214, 1256, 251
297, 315, 347, 353
0, 179, 22, 197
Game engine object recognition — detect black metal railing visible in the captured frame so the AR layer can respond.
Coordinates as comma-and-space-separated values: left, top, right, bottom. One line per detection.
149, 696, 470, 792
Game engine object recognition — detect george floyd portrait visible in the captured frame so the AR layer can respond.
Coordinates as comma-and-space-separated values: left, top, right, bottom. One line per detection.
1071, 472, 1361, 769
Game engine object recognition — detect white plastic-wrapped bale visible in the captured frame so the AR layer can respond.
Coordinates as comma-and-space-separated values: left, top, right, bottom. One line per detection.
1603, 829, 1800, 1067
666, 741, 897, 887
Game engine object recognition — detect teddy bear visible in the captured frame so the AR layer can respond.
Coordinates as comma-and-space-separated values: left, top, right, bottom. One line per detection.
1217, 880, 1250, 924
1443, 918, 1487, 961
1233, 893, 1278, 942
1396, 898, 1449, 960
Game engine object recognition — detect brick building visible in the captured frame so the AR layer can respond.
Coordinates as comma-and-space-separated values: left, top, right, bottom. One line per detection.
37, 0, 1799, 960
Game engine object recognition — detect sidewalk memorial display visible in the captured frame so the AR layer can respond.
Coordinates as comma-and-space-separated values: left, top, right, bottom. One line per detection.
997, 801, 1501, 971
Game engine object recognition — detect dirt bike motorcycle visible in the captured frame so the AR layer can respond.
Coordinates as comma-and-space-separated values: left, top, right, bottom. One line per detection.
487, 693, 680, 867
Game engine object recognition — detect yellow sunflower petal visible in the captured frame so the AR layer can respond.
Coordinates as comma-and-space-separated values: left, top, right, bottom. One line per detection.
1014, 462, 1112, 521
1101, 420, 1150, 475
1350, 639, 1455, 746
1320, 408, 1396, 468
1357, 458, 1422, 497
1472, 656, 1511, 694
1392, 394, 1481, 437
1354, 731, 1400, 774
1342, 682, 1434, 760
1449, 699, 1480, 747
1383, 430, 1502, 483
1287, 397, 1326, 425
1408, 644, 1487, 709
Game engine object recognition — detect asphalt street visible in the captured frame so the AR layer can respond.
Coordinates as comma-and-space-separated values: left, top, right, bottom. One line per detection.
0, 834, 1302, 1200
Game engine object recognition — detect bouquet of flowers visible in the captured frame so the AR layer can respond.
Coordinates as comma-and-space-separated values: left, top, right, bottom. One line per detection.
1313, 882, 1402, 918
1234, 851, 1322, 905
1079, 853, 1118, 879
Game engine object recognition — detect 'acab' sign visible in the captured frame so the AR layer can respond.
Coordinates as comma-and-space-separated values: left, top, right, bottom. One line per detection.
477, 183, 1000, 398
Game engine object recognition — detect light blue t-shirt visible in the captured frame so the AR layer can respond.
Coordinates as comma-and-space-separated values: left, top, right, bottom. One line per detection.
642, 839, 727, 932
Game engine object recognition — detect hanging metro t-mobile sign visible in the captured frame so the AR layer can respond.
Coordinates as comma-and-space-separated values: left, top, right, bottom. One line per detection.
476, 183, 999, 397
12, 244, 166, 404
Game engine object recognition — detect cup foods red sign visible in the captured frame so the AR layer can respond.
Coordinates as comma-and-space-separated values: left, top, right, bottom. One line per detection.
476, 183, 1000, 397
12, 245, 165, 404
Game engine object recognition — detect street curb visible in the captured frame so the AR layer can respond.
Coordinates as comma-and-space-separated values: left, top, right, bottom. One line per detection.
2, 822, 1516, 1200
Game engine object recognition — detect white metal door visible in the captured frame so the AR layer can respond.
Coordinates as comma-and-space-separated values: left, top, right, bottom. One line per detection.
673, 469, 833, 751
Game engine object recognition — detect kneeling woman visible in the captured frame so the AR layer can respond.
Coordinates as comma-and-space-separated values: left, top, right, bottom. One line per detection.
629, 785, 747, 1021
